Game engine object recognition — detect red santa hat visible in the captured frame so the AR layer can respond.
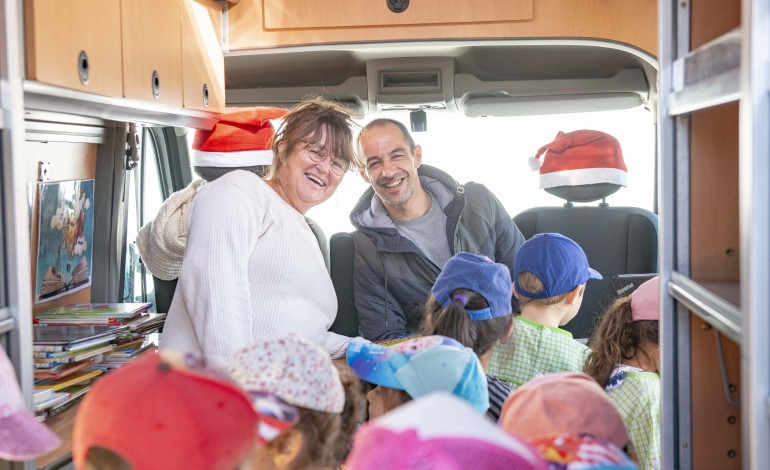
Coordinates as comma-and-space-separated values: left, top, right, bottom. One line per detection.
529, 130, 627, 189
191, 106, 289, 168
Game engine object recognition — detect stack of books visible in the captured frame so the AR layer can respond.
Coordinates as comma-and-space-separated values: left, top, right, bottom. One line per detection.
34, 303, 153, 326
32, 302, 162, 419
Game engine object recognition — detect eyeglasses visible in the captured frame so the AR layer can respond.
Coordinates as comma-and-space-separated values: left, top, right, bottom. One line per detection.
304, 144, 351, 177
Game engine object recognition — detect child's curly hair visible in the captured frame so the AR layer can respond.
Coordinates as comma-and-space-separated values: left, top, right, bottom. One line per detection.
584, 296, 659, 387
329, 361, 366, 464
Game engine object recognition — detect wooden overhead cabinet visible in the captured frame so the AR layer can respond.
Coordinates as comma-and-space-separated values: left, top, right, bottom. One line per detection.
121, 0, 184, 106
24, 0, 123, 97
181, 0, 225, 112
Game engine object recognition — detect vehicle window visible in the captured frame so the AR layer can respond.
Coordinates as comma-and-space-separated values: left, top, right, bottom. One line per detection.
307, 107, 656, 235
123, 128, 166, 309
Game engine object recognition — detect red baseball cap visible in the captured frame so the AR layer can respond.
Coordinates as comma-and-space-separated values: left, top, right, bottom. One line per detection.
72, 351, 260, 470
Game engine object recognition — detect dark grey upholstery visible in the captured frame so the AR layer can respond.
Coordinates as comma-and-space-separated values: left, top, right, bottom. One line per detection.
329, 232, 359, 337
152, 276, 178, 314
514, 205, 658, 339
305, 216, 330, 272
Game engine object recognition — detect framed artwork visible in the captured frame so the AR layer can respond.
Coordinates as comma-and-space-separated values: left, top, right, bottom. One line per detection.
35, 179, 95, 303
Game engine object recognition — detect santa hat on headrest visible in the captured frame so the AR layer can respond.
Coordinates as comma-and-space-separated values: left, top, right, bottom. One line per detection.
528, 130, 627, 189
192, 106, 289, 168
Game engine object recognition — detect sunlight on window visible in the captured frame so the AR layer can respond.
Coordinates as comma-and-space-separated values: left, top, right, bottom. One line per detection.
307, 106, 656, 236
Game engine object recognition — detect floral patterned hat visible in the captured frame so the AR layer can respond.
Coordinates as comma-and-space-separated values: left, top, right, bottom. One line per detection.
225, 333, 345, 414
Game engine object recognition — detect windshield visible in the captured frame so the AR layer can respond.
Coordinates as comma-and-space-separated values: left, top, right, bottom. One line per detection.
306, 106, 656, 235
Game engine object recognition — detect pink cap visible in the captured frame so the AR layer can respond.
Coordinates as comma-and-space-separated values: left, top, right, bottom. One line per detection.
0, 346, 61, 461
631, 276, 661, 321
500, 372, 628, 449
346, 393, 547, 470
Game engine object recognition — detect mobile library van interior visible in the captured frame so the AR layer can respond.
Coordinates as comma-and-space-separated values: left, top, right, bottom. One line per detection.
1, 0, 768, 468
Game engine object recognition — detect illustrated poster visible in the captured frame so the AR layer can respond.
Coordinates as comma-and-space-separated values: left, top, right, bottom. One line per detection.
35, 179, 95, 303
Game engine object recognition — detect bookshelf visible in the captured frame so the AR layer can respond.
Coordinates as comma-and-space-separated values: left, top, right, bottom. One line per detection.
659, 0, 770, 467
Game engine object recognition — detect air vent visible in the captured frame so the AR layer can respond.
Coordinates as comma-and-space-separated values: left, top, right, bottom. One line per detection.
380, 71, 441, 92
366, 57, 456, 111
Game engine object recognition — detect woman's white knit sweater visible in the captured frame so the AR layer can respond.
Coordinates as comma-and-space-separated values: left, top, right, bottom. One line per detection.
161, 170, 351, 365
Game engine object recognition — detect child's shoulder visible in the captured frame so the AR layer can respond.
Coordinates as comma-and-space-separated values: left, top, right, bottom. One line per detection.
515, 316, 579, 339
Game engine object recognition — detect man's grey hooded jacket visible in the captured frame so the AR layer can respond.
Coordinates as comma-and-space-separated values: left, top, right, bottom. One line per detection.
349, 165, 525, 341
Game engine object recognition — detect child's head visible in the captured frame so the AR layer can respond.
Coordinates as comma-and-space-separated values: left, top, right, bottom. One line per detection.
585, 276, 661, 387
514, 233, 601, 321
345, 393, 547, 470
346, 335, 489, 417
72, 351, 261, 470
499, 372, 628, 450
422, 252, 514, 358
225, 333, 346, 470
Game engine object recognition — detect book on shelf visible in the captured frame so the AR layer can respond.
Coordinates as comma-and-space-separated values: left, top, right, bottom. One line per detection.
112, 337, 146, 352
96, 344, 156, 371
33, 388, 55, 406
33, 345, 113, 367
34, 360, 95, 380
107, 337, 154, 358
46, 384, 92, 419
125, 313, 166, 333
34, 302, 152, 325
33, 391, 70, 413
35, 368, 102, 392
33, 324, 129, 352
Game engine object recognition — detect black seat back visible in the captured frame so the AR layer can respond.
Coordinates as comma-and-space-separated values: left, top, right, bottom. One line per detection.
152, 276, 178, 314
328, 232, 359, 337
514, 205, 658, 339
305, 216, 330, 272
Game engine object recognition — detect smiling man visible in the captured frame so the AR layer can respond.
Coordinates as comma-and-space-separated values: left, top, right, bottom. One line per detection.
349, 119, 526, 340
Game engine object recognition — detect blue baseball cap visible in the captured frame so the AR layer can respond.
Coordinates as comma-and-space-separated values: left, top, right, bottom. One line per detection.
346, 336, 489, 413
514, 233, 602, 299
431, 252, 513, 321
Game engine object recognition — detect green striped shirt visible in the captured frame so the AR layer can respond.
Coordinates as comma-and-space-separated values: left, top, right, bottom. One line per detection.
606, 366, 661, 470
488, 317, 590, 390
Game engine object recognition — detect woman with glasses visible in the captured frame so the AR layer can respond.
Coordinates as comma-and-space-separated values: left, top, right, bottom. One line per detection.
161, 98, 359, 366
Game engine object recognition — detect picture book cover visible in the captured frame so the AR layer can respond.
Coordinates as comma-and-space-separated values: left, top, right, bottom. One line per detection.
35, 179, 95, 304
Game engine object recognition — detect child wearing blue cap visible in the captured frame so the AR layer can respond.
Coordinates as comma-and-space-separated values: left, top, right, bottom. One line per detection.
488, 233, 602, 389
346, 335, 489, 419
420, 252, 515, 421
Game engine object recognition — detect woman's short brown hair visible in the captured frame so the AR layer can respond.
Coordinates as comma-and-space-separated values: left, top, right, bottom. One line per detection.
268, 97, 357, 179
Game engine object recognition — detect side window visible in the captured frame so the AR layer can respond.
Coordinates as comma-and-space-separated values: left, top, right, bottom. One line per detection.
122, 127, 170, 309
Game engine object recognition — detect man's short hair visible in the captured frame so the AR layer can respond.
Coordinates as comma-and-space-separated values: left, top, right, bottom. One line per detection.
355, 118, 416, 170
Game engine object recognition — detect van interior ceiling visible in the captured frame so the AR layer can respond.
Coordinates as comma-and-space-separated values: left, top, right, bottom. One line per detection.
224, 40, 658, 118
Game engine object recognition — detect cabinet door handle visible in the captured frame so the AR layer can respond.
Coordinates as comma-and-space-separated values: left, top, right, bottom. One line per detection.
152, 70, 160, 99
78, 50, 90, 85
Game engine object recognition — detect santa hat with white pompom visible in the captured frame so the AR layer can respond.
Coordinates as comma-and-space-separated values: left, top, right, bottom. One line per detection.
191, 106, 289, 168
528, 130, 627, 189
